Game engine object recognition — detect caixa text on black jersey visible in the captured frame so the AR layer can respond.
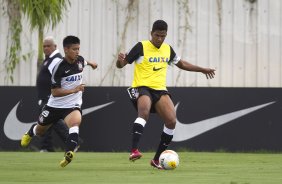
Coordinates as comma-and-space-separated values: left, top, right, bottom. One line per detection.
66, 74, 82, 82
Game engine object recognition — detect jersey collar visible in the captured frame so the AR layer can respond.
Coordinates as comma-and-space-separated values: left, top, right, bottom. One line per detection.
49, 49, 60, 58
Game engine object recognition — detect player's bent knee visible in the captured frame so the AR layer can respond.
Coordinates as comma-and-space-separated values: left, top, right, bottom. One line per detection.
36, 129, 46, 137
35, 125, 49, 136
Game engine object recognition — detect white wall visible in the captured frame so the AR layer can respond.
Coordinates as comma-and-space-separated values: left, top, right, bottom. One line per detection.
0, 0, 281, 87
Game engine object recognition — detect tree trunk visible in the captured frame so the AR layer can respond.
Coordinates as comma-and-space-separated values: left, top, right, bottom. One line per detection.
36, 28, 44, 76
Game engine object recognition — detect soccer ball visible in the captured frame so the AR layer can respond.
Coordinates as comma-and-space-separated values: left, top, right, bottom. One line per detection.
159, 150, 179, 170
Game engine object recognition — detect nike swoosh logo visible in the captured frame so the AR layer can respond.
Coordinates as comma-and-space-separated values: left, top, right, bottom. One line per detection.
172, 101, 275, 142
3, 101, 115, 140
153, 66, 162, 71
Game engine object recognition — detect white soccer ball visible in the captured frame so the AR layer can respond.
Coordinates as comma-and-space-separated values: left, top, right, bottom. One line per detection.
159, 150, 179, 170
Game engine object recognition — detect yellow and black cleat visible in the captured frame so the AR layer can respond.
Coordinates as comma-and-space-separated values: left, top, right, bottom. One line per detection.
20, 133, 32, 147
60, 151, 74, 168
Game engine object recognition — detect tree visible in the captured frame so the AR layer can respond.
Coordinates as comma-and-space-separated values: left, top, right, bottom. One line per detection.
20, 0, 70, 72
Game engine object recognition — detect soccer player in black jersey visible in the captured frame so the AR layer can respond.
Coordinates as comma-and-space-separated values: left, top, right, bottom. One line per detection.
36, 36, 69, 152
21, 35, 97, 167
116, 20, 215, 169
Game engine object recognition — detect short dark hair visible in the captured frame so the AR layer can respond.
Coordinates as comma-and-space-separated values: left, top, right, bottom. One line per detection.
152, 20, 168, 32
63, 35, 80, 47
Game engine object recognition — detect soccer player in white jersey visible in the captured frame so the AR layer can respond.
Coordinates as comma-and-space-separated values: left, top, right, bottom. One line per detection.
37, 36, 69, 152
21, 35, 97, 167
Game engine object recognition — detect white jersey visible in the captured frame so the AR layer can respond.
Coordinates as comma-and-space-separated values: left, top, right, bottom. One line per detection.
47, 56, 86, 108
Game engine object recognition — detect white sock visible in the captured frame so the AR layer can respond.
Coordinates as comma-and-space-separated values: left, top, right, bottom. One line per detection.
134, 117, 146, 127
33, 125, 37, 136
163, 126, 175, 135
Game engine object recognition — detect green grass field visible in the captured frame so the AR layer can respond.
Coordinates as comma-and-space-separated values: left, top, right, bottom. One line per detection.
0, 152, 282, 184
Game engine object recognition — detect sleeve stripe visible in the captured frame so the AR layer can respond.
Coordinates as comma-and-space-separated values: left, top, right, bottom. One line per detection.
51, 59, 63, 84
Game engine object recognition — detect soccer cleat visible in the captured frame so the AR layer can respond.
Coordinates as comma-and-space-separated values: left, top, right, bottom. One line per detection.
129, 149, 142, 161
21, 133, 32, 147
150, 159, 163, 170
60, 151, 74, 168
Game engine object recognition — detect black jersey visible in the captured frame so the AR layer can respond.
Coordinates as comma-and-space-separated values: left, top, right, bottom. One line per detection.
47, 56, 86, 108
36, 50, 63, 100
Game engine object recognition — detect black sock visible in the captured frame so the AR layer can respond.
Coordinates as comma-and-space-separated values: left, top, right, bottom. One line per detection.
53, 119, 69, 143
131, 123, 144, 150
27, 124, 37, 137
153, 132, 173, 161
66, 133, 78, 152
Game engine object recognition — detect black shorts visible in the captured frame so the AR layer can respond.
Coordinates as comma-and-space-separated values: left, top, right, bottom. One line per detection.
127, 86, 171, 113
38, 105, 82, 126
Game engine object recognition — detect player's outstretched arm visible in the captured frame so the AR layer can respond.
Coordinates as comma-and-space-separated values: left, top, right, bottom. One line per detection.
176, 60, 216, 79
87, 61, 98, 70
116, 53, 128, 68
